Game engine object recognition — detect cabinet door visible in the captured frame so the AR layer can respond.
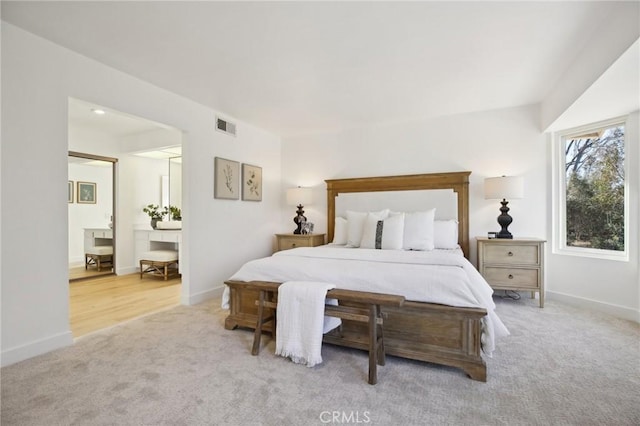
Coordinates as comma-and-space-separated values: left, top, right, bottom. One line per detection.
160, 232, 180, 243
134, 238, 148, 265
134, 231, 150, 265
84, 234, 93, 252
147, 231, 180, 243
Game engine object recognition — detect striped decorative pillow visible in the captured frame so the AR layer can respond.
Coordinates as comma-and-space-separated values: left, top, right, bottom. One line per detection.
359, 213, 405, 250
345, 209, 389, 247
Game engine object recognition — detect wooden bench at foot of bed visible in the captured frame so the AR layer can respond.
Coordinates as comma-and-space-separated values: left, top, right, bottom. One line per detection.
241, 280, 405, 385
224, 280, 488, 382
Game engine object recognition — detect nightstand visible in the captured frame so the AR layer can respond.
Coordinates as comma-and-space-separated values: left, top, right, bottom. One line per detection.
476, 237, 546, 308
275, 233, 326, 252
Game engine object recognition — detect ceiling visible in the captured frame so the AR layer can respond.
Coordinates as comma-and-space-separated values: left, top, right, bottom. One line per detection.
3, 1, 638, 137
546, 39, 639, 132
69, 97, 182, 159
68, 98, 170, 138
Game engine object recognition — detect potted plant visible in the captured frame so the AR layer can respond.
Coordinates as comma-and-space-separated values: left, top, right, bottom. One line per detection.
169, 206, 182, 221
143, 204, 168, 229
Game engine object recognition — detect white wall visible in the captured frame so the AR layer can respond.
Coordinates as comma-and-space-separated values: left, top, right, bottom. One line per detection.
538, 6, 638, 322
546, 112, 639, 321
1, 23, 281, 365
281, 106, 639, 322
281, 104, 548, 264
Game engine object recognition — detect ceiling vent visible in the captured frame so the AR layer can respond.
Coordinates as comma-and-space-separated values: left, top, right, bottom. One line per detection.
216, 117, 236, 136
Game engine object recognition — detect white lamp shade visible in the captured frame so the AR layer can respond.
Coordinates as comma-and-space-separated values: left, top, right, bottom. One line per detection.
286, 187, 313, 206
484, 176, 524, 200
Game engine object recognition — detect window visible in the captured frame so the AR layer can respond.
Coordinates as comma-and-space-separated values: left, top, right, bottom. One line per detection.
554, 117, 628, 261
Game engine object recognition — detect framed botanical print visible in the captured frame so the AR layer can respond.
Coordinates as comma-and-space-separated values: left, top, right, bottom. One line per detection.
242, 164, 262, 202
77, 181, 96, 204
214, 157, 240, 200
68, 181, 74, 203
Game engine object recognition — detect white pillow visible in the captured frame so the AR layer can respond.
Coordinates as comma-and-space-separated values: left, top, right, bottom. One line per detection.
402, 209, 436, 251
346, 209, 389, 247
434, 219, 459, 249
360, 213, 405, 250
332, 217, 348, 245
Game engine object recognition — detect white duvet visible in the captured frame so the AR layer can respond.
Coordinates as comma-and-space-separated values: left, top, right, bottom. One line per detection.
223, 246, 509, 355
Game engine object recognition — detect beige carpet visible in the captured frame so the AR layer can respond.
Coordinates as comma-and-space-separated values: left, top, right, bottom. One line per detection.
1, 295, 639, 425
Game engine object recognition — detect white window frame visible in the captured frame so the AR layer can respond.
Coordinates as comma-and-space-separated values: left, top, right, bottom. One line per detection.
552, 116, 629, 262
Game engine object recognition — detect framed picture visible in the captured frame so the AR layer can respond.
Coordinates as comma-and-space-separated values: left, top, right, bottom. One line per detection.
214, 157, 240, 200
302, 222, 314, 234
77, 181, 96, 204
242, 164, 262, 202
68, 181, 74, 203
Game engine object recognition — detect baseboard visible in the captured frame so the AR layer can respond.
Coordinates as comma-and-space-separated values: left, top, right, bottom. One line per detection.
1, 331, 74, 367
117, 266, 183, 277
182, 285, 224, 306
546, 291, 640, 323
116, 266, 137, 275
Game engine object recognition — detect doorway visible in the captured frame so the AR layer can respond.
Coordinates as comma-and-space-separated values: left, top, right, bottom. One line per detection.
67, 98, 183, 337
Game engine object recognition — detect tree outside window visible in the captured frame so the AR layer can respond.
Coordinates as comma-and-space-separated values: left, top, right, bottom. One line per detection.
563, 123, 625, 252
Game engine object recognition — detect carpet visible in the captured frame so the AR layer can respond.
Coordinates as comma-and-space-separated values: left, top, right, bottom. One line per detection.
1, 295, 639, 425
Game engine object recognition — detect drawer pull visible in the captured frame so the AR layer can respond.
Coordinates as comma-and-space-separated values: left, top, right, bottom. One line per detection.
507, 251, 514, 257
508, 274, 514, 279
291, 243, 296, 247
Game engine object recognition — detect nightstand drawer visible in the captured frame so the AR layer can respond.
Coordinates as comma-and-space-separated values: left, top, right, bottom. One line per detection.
275, 233, 325, 252
483, 267, 539, 289
278, 237, 306, 250
483, 244, 539, 265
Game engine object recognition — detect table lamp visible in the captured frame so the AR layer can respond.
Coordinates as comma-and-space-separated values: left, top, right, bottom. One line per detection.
484, 176, 524, 239
286, 187, 313, 234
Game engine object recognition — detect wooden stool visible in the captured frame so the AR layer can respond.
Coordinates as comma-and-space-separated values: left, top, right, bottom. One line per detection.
244, 281, 405, 385
85, 246, 113, 272
139, 250, 179, 280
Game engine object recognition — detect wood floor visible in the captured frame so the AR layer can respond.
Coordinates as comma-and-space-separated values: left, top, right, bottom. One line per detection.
69, 272, 181, 338
69, 265, 114, 281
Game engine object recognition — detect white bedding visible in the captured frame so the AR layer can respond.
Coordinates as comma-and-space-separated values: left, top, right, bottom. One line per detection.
223, 246, 509, 355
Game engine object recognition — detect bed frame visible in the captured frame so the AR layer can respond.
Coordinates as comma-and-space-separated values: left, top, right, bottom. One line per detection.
224, 171, 488, 381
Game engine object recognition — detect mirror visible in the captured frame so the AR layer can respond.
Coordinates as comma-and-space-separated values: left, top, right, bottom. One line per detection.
161, 175, 169, 208
132, 146, 181, 223
68, 154, 116, 280
169, 156, 182, 212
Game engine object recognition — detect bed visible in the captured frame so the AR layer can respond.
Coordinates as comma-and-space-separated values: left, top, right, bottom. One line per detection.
223, 171, 508, 381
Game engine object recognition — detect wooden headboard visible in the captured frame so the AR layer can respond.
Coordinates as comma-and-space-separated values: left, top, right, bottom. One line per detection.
325, 171, 471, 258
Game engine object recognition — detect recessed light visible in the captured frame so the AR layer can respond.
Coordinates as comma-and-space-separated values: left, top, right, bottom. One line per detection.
92, 108, 106, 115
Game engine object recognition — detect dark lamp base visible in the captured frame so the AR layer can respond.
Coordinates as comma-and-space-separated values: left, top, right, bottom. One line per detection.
496, 199, 514, 239
496, 231, 513, 239
293, 204, 307, 234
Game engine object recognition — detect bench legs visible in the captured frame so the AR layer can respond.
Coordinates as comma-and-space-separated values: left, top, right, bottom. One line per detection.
368, 304, 384, 385
252, 291, 265, 356
252, 289, 277, 356
139, 259, 179, 280
85, 254, 113, 272
252, 293, 385, 385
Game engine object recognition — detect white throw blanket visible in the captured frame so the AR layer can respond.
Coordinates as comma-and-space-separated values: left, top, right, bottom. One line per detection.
275, 281, 341, 367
